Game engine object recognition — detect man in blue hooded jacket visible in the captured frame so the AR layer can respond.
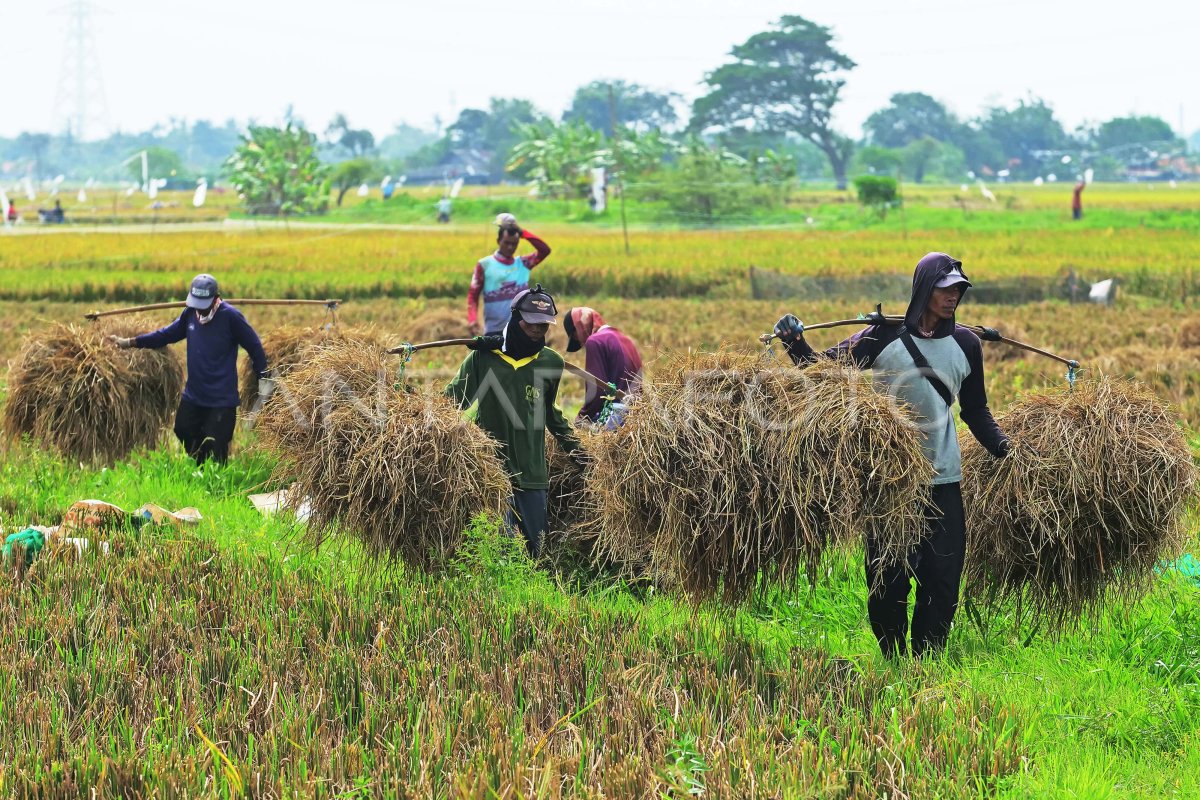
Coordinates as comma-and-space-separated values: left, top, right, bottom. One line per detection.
775, 252, 1009, 658
111, 273, 270, 465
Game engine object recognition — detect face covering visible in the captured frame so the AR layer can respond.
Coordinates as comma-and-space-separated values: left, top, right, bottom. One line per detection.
196, 297, 223, 325
501, 311, 545, 360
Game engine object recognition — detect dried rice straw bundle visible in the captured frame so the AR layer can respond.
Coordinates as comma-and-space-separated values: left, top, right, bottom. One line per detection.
2, 320, 183, 463
962, 377, 1198, 625
255, 340, 510, 570
587, 349, 931, 604
240, 324, 396, 411
542, 429, 607, 567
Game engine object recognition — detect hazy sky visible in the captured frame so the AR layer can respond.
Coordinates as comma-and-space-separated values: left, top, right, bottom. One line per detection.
4, 0, 1197, 141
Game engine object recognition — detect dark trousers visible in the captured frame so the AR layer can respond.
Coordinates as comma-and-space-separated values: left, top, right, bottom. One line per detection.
506, 489, 548, 558
1072, 207, 1082, 220
865, 482, 966, 658
173, 400, 237, 466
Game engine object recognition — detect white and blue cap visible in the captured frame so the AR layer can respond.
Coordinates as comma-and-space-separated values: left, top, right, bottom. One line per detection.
934, 266, 972, 290
186, 273, 219, 309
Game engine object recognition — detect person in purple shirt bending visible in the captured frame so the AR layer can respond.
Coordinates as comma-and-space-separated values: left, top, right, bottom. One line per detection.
110, 273, 271, 465
775, 252, 1010, 659
563, 306, 643, 426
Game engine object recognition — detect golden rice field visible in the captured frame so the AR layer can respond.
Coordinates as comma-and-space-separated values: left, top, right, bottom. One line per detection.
2, 191, 1200, 796
1, 223, 1199, 304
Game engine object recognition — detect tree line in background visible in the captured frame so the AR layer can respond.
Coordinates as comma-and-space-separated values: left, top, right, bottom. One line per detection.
1, 15, 1195, 217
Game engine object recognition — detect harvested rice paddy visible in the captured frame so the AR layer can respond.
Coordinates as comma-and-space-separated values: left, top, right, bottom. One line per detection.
1, 189, 1198, 796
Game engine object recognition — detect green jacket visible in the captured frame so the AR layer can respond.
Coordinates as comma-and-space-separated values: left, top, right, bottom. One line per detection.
445, 347, 581, 490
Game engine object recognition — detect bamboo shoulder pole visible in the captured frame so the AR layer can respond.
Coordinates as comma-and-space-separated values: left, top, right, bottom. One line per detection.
388, 338, 627, 401
759, 313, 1078, 368
85, 298, 342, 320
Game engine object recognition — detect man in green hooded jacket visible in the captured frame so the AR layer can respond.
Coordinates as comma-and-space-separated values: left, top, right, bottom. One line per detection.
446, 284, 583, 557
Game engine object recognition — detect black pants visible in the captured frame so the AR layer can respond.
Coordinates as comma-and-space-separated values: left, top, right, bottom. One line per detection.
865, 482, 966, 658
173, 400, 237, 466
506, 489, 548, 558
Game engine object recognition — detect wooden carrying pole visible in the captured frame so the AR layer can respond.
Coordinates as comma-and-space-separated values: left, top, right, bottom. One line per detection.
759, 309, 1079, 368
389, 338, 627, 401
85, 299, 342, 320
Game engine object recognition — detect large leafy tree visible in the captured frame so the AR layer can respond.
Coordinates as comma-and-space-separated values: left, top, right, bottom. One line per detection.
691, 15, 856, 189
330, 158, 376, 206
326, 113, 376, 157
1093, 115, 1177, 151
224, 123, 330, 216
978, 97, 1068, 177
440, 98, 544, 176
864, 93, 960, 148
506, 119, 603, 198
564, 80, 680, 136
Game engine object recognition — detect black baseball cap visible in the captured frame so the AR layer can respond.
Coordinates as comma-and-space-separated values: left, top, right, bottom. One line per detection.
510, 283, 558, 325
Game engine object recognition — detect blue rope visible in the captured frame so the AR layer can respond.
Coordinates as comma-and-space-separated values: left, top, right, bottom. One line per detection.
395, 342, 414, 390
1066, 360, 1079, 391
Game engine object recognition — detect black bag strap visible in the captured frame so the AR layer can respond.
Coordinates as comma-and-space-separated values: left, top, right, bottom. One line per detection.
899, 330, 954, 407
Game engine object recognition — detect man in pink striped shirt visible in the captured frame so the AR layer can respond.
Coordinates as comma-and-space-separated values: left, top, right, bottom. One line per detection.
467, 213, 552, 335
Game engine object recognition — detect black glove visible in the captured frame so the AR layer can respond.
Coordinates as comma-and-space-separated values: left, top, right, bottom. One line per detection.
466, 335, 503, 352
568, 448, 594, 471
774, 314, 805, 344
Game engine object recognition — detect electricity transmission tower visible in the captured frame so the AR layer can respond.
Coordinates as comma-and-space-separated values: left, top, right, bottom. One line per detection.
52, 0, 110, 140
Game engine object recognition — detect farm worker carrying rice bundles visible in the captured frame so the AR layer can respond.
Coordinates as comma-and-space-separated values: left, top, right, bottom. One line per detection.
446, 284, 587, 558
467, 212, 552, 335
563, 306, 643, 428
774, 252, 1011, 658
110, 273, 273, 466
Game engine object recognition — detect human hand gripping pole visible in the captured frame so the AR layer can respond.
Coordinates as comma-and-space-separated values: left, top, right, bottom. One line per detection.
773, 314, 805, 344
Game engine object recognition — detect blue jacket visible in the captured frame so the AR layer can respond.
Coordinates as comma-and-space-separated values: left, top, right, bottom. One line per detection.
135, 303, 268, 408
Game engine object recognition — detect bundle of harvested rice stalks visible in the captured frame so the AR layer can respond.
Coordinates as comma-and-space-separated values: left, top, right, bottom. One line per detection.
542, 429, 605, 566
962, 377, 1198, 625
586, 349, 932, 604
255, 340, 510, 570
240, 325, 395, 412
2, 320, 183, 463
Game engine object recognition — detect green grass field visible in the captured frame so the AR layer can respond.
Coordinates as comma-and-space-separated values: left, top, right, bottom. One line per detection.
1, 185, 1198, 796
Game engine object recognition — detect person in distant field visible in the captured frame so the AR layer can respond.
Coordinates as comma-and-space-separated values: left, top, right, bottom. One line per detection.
5, 202, 17, 224
1072, 179, 1085, 220
436, 196, 452, 223
466, 212, 551, 335
563, 306, 643, 426
53, 199, 64, 223
774, 252, 1010, 659
110, 273, 272, 466
446, 284, 585, 558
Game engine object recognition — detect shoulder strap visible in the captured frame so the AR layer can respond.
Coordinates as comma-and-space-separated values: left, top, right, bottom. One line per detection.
899, 330, 954, 407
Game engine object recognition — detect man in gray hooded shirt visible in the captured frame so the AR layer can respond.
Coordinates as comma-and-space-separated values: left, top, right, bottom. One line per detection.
775, 252, 1009, 657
